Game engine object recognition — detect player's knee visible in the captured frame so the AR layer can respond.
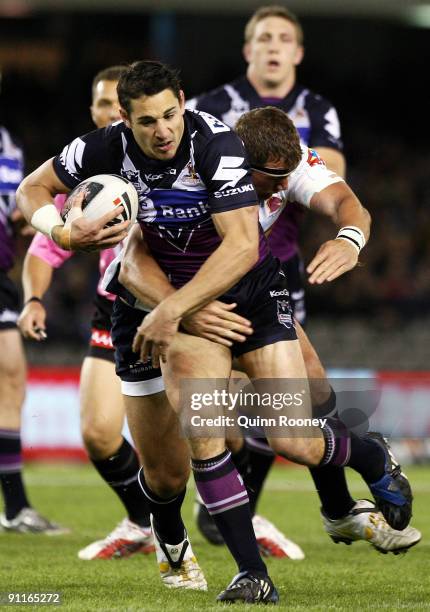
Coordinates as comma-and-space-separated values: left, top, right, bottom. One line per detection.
144, 462, 189, 498
81, 418, 119, 457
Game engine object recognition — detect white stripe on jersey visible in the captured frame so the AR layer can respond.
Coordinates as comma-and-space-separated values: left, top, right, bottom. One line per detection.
59, 137, 85, 177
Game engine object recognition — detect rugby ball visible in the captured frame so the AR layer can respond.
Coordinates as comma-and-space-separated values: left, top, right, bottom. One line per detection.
61, 174, 138, 228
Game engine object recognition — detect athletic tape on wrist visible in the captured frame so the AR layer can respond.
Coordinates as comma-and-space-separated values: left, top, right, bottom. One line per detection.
335, 226, 366, 253
30, 204, 64, 238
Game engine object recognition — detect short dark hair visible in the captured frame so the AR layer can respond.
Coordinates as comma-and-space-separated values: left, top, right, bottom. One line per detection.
235, 107, 302, 171
117, 60, 182, 115
244, 5, 304, 45
91, 65, 127, 100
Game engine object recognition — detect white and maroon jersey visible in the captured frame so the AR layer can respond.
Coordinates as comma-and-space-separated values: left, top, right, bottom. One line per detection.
52, 110, 268, 289
188, 78, 343, 262
0, 127, 24, 272
28, 194, 122, 301
259, 146, 343, 256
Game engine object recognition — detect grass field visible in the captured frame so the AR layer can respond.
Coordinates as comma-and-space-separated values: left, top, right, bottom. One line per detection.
0, 463, 429, 611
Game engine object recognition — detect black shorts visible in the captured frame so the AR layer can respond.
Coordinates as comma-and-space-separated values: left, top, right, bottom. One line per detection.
0, 270, 20, 331
281, 253, 306, 327
86, 294, 116, 362
219, 255, 297, 358
112, 255, 296, 390
111, 298, 164, 396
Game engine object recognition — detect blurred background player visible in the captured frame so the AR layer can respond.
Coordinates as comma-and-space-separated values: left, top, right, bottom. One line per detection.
0, 74, 67, 534
187, 4, 395, 549
18, 66, 154, 559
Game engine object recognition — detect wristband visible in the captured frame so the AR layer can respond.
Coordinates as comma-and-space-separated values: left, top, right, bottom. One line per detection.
25, 296, 43, 306
335, 226, 366, 253
30, 204, 64, 238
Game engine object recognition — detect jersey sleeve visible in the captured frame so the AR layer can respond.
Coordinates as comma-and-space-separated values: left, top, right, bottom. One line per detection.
196, 130, 258, 214
286, 147, 344, 207
28, 233, 74, 268
52, 127, 116, 189
305, 94, 343, 151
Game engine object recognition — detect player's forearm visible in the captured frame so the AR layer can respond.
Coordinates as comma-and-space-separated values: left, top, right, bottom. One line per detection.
22, 253, 54, 302
160, 236, 259, 320
118, 224, 175, 309
119, 251, 175, 309
17, 159, 70, 246
334, 196, 371, 242
311, 183, 371, 243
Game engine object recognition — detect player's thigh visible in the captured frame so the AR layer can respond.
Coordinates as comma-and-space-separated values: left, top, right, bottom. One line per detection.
238, 339, 313, 423
238, 339, 307, 379
162, 331, 232, 410
162, 333, 231, 459
124, 392, 190, 484
295, 321, 331, 406
0, 329, 26, 425
79, 356, 124, 437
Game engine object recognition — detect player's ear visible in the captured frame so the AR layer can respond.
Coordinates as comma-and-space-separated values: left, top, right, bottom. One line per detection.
243, 42, 251, 63
119, 107, 131, 128
294, 45, 304, 66
178, 90, 186, 113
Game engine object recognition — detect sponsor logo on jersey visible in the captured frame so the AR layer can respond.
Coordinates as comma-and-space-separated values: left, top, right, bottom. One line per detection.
277, 300, 293, 329
214, 183, 254, 198
159, 200, 209, 220
181, 161, 202, 187
143, 168, 177, 182
90, 329, 113, 349
270, 289, 289, 298
307, 149, 325, 167
212, 156, 247, 191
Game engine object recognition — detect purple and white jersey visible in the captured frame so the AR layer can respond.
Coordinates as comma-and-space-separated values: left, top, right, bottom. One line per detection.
188, 77, 343, 262
53, 110, 268, 288
259, 146, 343, 248
0, 127, 24, 271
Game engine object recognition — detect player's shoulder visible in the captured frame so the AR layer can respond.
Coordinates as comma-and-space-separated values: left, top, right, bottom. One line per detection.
61, 122, 126, 163
297, 84, 337, 113
292, 144, 328, 176
87, 120, 127, 146
185, 108, 237, 145
187, 76, 246, 109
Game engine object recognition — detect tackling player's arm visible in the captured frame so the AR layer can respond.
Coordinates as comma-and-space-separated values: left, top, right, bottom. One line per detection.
119, 225, 253, 349
306, 181, 371, 284
132, 204, 259, 365
17, 158, 129, 251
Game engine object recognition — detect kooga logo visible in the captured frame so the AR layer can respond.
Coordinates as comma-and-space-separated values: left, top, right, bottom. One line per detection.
270, 289, 289, 297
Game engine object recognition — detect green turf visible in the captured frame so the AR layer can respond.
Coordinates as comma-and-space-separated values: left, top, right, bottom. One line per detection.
0, 463, 428, 610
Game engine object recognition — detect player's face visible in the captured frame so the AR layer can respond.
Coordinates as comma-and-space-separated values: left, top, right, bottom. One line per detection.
251, 158, 290, 200
244, 16, 303, 88
121, 89, 185, 161
90, 80, 121, 128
